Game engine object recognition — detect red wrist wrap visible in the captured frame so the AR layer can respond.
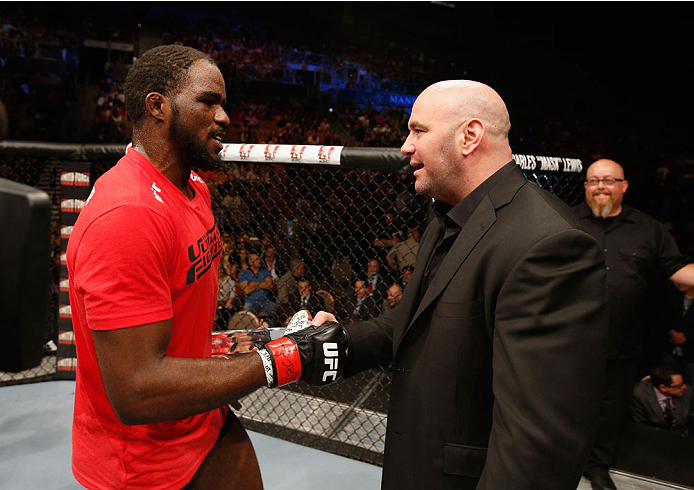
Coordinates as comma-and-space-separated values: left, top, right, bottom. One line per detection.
266, 337, 301, 386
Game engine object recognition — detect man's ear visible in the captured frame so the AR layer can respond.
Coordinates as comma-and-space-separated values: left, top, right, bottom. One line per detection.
460, 118, 484, 156
621, 179, 629, 194
144, 92, 168, 123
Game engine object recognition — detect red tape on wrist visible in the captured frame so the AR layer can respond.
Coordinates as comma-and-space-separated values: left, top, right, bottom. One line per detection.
266, 337, 301, 386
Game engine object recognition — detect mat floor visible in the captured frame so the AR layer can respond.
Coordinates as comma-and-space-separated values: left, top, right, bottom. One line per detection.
0, 380, 690, 490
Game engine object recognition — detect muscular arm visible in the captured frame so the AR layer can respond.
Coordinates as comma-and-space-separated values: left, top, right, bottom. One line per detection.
479, 230, 609, 489
92, 319, 266, 425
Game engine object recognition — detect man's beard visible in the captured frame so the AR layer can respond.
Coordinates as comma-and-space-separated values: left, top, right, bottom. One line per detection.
169, 105, 221, 171
588, 198, 614, 218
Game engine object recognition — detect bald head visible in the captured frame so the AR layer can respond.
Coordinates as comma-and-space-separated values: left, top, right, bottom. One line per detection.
417, 80, 511, 143
387, 283, 403, 307
401, 79, 513, 204
586, 159, 625, 180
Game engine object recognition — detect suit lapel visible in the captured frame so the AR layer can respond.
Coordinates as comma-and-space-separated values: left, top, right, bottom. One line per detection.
407, 195, 496, 330
673, 394, 688, 425
392, 219, 441, 351
394, 164, 528, 353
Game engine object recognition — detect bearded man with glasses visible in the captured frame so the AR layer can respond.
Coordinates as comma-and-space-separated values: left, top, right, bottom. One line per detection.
574, 158, 694, 490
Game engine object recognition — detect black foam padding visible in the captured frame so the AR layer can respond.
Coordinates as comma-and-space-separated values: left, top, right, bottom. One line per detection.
0, 141, 127, 161
340, 147, 411, 174
0, 178, 51, 372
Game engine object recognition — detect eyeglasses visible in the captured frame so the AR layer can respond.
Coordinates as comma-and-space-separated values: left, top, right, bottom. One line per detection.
585, 178, 624, 186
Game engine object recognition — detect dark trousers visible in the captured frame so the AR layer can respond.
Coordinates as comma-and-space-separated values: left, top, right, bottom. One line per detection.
585, 357, 639, 471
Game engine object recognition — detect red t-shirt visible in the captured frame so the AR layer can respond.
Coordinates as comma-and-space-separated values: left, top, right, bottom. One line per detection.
67, 148, 226, 490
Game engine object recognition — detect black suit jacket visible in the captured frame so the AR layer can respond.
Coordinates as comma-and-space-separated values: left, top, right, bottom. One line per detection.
366, 273, 388, 306
631, 379, 693, 432
343, 164, 609, 490
337, 294, 381, 324
663, 285, 694, 361
286, 292, 324, 317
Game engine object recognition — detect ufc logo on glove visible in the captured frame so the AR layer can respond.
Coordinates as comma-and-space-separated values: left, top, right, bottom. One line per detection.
322, 343, 339, 382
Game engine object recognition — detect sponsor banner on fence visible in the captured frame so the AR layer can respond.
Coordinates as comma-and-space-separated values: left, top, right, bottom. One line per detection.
56, 161, 91, 380
513, 154, 583, 173
57, 356, 77, 372
220, 144, 343, 165
60, 171, 90, 186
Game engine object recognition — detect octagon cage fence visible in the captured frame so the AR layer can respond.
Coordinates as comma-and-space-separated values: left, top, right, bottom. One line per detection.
0, 141, 586, 466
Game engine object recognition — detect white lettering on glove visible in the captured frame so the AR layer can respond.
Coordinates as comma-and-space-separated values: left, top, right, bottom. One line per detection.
322, 342, 338, 382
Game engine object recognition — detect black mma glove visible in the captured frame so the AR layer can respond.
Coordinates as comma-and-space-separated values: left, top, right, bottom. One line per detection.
257, 321, 348, 387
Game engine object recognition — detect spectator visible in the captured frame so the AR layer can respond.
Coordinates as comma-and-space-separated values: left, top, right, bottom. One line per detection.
286, 277, 323, 317
386, 283, 403, 310
238, 252, 277, 327
663, 282, 694, 384
372, 211, 404, 250
631, 364, 693, 434
337, 278, 381, 324
400, 265, 414, 291
574, 158, 694, 490
386, 226, 420, 272
365, 258, 388, 307
216, 260, 238, 330
262, 245, 282, 283
220, 231, 235, 262
236, 246, 249, 271
276, 257, 316, 306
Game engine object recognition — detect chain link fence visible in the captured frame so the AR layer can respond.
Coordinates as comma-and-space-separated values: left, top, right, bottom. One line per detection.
0, 142, 586, 465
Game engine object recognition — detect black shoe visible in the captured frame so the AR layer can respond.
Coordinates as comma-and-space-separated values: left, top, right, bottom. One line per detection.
583, 467, 617, 490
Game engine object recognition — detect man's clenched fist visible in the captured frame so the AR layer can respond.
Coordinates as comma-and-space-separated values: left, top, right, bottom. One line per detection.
258, 321, 348, 387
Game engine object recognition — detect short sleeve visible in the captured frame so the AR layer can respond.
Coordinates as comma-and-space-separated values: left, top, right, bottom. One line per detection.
71, 205, 174, 330
238, 269, 252, 284
654, 220, 691, 277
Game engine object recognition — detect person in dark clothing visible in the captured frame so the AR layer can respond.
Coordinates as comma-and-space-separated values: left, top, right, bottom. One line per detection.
337, 278, 381, 323
574, 158, 694, 490
662, 282, 694, 384
311, 80, 609, 490
286, 277, 324, 318
631, 363, 692, 434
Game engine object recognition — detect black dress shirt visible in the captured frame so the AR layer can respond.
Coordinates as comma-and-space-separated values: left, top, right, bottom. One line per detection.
423, 161, 517, 292
574, 203, 692, 358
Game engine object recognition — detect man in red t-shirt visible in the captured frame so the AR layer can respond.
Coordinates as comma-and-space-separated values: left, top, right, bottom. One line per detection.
67, 45, 347, 490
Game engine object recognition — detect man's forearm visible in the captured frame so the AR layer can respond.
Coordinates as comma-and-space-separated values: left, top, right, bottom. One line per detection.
241, 281, 261, 295
670, 263, 694, 287
114, 353, 266, 425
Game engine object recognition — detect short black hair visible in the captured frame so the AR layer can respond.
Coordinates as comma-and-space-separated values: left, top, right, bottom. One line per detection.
650, 364, 679, 388
124, 44, 215, 125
